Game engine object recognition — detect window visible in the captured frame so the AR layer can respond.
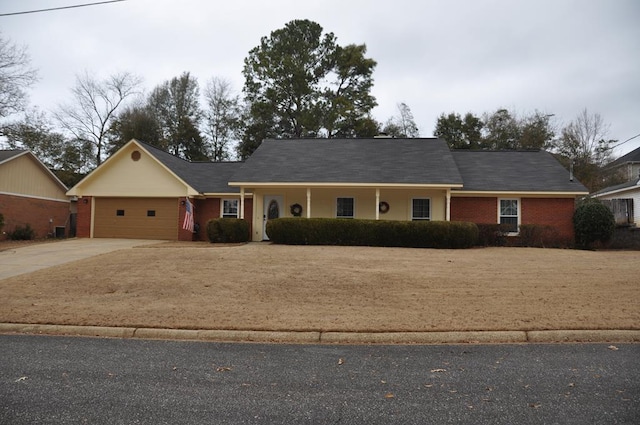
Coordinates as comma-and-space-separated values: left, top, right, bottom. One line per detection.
147, 210, 156, 217
222, 199, 239, 218
336, 197, 354, 218
412, 198, 431, 220
499, 199, 519, 233
116, 209, 125, 216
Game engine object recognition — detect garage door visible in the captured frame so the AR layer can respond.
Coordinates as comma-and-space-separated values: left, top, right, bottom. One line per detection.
94, 198, 178, 240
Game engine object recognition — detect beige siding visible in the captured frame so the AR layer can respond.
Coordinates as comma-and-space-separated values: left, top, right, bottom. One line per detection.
69, 143, 190, 197
94, 197, 178, 240
0, 154, 68, 201
249, 187, 449, 241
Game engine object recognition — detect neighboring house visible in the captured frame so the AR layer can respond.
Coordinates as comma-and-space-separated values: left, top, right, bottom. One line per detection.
229, 138, 589, 242
68, 137, 588, 242
605, 146, 640, 183
593, 179, 640, 226
0, 150, 70, 239
66, 139, 251, 240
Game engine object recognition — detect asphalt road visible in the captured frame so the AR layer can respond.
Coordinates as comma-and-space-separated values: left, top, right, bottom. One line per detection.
1, 335, 638, 424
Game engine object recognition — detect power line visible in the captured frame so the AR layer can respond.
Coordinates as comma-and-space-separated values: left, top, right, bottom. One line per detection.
0, 0, 126, 17
610, 133, 640, 150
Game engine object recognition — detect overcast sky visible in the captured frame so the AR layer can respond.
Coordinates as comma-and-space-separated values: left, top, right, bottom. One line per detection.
2, 0, 639, 156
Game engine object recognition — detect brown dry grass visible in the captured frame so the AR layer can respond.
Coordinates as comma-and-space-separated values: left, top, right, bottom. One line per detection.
1, 242, 638, 332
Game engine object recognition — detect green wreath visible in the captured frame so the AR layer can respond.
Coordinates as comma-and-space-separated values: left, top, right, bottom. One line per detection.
290, 203, 303, 217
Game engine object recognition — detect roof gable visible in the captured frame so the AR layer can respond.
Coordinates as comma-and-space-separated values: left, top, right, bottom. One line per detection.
0, 150, 68, 200
451, 150, 589, 193
231, 138, 463, 186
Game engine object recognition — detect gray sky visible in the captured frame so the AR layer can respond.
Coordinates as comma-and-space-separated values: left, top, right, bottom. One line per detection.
2, 0, 639, 156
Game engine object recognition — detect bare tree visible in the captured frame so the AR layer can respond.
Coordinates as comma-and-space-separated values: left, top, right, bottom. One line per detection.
0, 32, 38, 118
383, 102, 420, 138
203, 77, 242, 161
55, 71, 143, 167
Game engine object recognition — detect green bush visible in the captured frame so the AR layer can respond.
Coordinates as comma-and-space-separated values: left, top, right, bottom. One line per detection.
206, 218, 250, 243
475, 224, 509, 246
7, 224, 36, 240
266, 218, 478, 249
573, 197, 615, 249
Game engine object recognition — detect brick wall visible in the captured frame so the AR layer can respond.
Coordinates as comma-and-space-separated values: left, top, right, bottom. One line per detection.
450, 197, 497, 223
75, 197, 92, 238
0, 194, 70, 239
190, 197, 254, 242
521, 198, 576, 239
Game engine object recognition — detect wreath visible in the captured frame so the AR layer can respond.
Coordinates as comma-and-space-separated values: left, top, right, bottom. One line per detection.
379, 201, 390, 214
290, 203, 303, 217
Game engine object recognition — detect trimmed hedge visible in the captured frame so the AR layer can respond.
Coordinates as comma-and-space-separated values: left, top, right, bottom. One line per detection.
573, 197, 615, 249
265, 218, 479, 249
206, 218, 250, 243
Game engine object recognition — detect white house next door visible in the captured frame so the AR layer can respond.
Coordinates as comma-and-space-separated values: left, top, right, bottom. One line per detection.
263, 195, 283, 240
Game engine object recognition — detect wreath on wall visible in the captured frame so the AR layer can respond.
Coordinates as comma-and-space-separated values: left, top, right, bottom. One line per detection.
290, 203, 303, 217
379, 201, 390, 214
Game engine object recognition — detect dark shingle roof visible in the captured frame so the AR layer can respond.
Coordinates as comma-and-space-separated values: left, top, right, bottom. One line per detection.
0, 150, 26, 163
451, 150, 589, 192
593, 178, 640, 196
609, 146, 640, 167
137, 141, 243, 194
231, 138, 463, 185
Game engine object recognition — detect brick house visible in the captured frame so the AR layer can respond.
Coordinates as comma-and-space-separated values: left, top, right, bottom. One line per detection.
0, 150, 70, 239
67, 138, 588, 242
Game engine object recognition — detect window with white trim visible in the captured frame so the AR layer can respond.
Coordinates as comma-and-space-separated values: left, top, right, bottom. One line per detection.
336, 197, 355, 218
499, 198, 519, 233
412, 198, 431, 220
222, 199, 239, 218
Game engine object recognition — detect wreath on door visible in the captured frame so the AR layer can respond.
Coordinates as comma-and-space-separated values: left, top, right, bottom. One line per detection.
379, 201, 390, 214
290, 203, 303, 217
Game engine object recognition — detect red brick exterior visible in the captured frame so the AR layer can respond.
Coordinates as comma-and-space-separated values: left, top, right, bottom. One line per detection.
0, 194, 70, 240
180, 197, 254, 242
451, 196, 576, 241
521, 198, 576, 240
76, 196, 92, 238
450, 197, 497, 223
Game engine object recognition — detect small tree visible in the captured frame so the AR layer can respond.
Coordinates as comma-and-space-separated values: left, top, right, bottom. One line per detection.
573, 197, 615, 249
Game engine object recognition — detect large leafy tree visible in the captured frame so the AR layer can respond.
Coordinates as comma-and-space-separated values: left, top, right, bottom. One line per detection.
0, 32, 38, 118
148, 71, 206, 160
239, 19, 377, 157
54, 71, 143, 167
434, 112, 483, 149
106, 104, 162, 155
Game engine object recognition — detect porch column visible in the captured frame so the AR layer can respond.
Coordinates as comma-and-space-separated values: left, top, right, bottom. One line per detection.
375, 188, 380, 220
306, 188, 311, 218
445, 189, 451, 221
240, 187, 245, 219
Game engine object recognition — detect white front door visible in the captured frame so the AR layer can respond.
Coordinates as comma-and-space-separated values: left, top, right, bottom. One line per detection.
263, 195, 283, 240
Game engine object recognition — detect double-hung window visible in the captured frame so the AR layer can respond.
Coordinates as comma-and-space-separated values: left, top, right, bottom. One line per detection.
222, 199, 239, 218
499, 199, 519, 233
336, 197, 355, 218
412, 198, 431, 221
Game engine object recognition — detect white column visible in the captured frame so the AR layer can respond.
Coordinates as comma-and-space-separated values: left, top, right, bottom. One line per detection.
375, 188, 380, 220
446, 189, 451, 221
306, 188, 311, 218
240, 188, 245, 219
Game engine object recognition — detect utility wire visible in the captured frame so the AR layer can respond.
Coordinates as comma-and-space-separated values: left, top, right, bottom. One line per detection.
0, 0, 126, 17
610, 133, 640, 151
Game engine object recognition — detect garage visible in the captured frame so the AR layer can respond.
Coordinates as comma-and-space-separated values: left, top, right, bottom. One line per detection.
93, 197, 179, 240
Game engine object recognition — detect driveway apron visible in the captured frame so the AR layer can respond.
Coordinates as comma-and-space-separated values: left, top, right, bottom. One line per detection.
0, 239, 161, 280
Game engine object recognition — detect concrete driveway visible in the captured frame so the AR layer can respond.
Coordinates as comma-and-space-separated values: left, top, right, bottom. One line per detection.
0, 238, 162, 280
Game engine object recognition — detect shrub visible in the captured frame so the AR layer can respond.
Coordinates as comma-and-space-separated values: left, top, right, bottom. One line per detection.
475, 224, 509, 246
206, 218, 250, 243
7, 224, 36, 240
266, 218, 478, 249
518, 224, 571, 248
0, 213, 4, 234
573, 197, 615, 249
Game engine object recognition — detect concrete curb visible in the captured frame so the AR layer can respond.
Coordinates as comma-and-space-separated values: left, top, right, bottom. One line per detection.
1, 323, 639, 344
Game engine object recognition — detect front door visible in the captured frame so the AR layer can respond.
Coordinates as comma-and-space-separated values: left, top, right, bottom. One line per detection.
263, 195, 283, 240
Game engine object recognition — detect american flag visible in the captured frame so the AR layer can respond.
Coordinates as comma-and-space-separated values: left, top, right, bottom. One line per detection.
183, 198, 195, 232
